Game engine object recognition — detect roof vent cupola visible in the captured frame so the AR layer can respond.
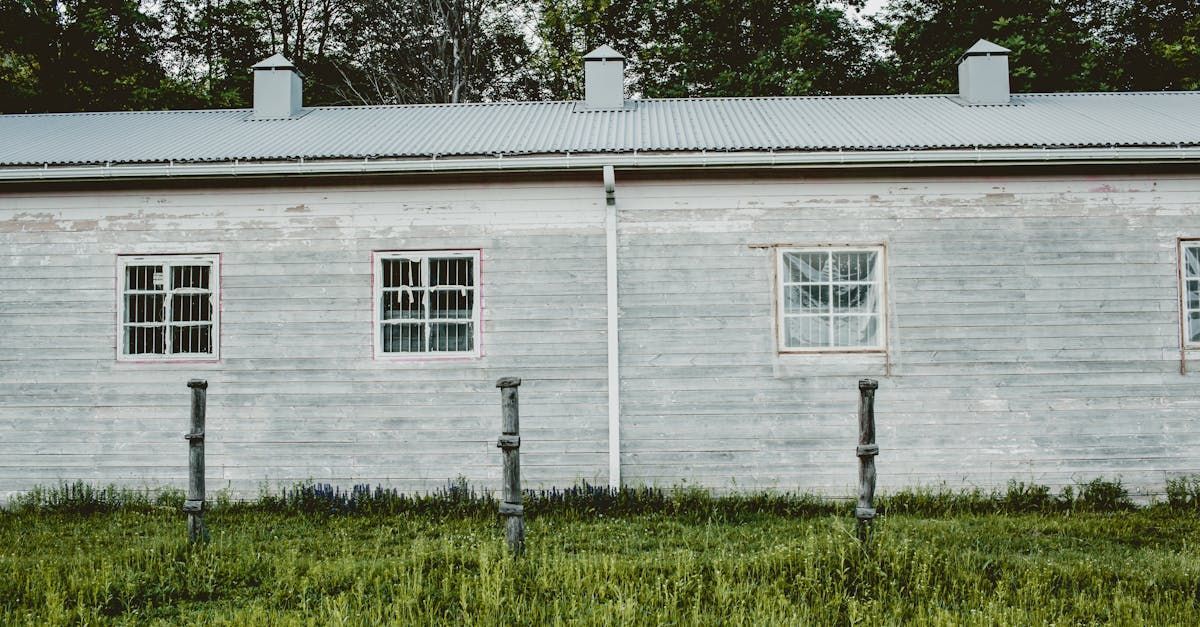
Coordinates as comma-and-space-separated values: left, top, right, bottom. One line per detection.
957, 39, 1011, 105
583, 45, 626, 110
251, 54, 303, 119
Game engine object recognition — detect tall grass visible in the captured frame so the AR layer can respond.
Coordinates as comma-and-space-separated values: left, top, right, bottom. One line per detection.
2, 498, 1197, 623
4, 476, 1158, 518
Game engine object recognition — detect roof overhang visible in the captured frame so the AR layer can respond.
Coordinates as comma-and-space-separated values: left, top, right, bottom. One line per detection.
2, 147, 1199, 183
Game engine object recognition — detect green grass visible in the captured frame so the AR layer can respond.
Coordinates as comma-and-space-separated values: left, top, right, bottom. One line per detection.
2, 482, 1199, 624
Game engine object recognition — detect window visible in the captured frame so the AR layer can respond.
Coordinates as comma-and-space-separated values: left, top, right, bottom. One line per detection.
777, 247, 885, 351
375, 251, 480, 357
1182, 241, 1200, 347
117, 254, 219, 360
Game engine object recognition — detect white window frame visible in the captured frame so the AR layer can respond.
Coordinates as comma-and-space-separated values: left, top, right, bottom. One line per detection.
116, 254, 220, 362
776, 245, 887, 354
1180, 239, 1200, 350
373, 250, 482, 359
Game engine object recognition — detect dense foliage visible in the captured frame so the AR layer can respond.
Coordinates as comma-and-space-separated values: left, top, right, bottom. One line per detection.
3, 479, 1200, 623
2, 0, 1198, 112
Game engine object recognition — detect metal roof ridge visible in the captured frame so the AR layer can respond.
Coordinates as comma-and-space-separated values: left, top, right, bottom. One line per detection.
5, 91, 1200, 119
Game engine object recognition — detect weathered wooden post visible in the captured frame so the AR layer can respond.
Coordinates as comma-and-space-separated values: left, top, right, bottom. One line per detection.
856, 379, 879, 544
184, 379, 208, 543
496, 377, 525, 555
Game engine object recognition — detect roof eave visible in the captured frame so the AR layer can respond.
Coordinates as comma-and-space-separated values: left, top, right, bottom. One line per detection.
2, 147, 1199, 183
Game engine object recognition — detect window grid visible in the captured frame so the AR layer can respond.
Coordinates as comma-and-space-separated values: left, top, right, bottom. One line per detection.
376, 251, 480, 357
117, 255, 219, 361
1182, 242, 1200, 347
778, 247, 884, 352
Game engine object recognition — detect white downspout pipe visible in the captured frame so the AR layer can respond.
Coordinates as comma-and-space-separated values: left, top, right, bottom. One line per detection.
603, 165, 621, 489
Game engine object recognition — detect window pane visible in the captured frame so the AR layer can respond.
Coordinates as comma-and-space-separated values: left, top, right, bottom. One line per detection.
171, 325, 212, 354
832, 284, 875, 313
383, 322, 426, 353
430, 289, 473, 319
125, 265, 163, 291
382, 258, 421, 289
1189, 280, 1200, 311
172, 265, 210, 290
125, 326, 165, 355
382, 289, 424, 320
430, 322, 473, 352
785, 285, 828, 313
1190, 313, 1200, 344
126, 294, 164, 323
784, 316, 828, 348
171, 294, 211, 322
832, 316, 879, 347
831, 251, 877, 282
783, 252, 827, 283
430, 257, 473, 287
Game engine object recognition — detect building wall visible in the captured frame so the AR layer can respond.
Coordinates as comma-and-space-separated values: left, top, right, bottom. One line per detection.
1, 169, 1198, 500
0, 177, 610, 500
617, 171, 1200, 497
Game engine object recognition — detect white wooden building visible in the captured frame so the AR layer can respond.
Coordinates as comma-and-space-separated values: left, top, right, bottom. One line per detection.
3, 42, 1200, 500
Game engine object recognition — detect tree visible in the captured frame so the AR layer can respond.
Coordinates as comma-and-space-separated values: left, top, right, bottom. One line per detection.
0, 0, 171, 113
639, 0, 885, 97
332, 0, 538, 105
874, 0, 1112, 94
1100, 0, 1200, 90
532, 0, 884, 99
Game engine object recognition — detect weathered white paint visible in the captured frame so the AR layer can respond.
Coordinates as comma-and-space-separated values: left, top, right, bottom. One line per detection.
0, 179, 610, 499
2, 170, 1200, 500
612, 172, 1200, 497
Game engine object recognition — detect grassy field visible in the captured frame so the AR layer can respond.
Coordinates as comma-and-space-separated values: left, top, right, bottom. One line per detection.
2, 482, 1199, 625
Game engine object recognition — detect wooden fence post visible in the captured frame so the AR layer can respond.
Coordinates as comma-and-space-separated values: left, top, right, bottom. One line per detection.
496, 377, 525, 555
184, 379, 208, 543
856, 379, 879, 544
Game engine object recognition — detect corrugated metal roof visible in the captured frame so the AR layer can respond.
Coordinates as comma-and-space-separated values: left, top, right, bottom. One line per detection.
1, 92, 1198, 167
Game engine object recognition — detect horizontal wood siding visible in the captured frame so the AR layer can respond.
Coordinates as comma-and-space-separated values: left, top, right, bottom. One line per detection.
616, 173, 1200, 498
3, 171, 1200, 500
0, 180, 609, 499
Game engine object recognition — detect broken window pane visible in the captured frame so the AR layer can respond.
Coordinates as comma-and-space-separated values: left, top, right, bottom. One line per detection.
126, 294, 164, 323
383, 322, 426, 353
126, 326, 166, 355
381, 289, 424, 321
125, 265, 163, 291
430, 289, 473, 319
430, 322, 473, 352
171, 294, 211, 322
172, 265, 210, 290
382, 258, 420, 289
172, 325, 212, 354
